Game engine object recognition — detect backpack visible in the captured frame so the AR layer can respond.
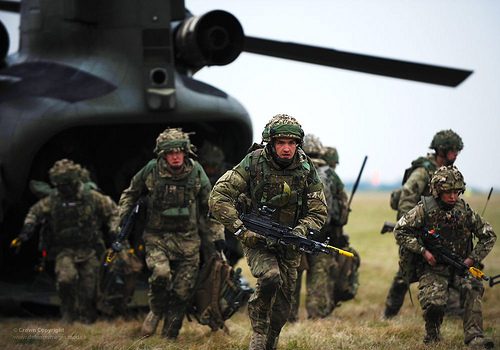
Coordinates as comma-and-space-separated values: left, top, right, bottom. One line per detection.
390, 157, 436, 210
187, 254, 253, 331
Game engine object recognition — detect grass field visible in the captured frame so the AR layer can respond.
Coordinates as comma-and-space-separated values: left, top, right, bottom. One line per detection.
1, 192, 498, 349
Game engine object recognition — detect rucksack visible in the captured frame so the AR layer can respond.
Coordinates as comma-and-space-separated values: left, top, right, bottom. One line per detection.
187, 254, 253, 331
390, 157, 436, 211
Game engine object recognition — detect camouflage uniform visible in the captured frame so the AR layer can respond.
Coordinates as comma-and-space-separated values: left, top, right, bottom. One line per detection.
17, 159, 119, 323
322, 147, 360, 306
394, 166, 496, 347
209, 115, 327, 350
289, 135, 335, 321
198, 141, 243, 267
118, 128, 221, 339
385, 129, 463, 318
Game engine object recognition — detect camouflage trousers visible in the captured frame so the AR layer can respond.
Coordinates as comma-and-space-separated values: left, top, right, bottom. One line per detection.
290, 253, 334, 321
98, 249, 143, 316
385, 264, 462, 318
55, 248, 100, 322
243, 244, 301, 336
418, 269, 485, 344
144, 233, 200, 335
331, 246, 360, 304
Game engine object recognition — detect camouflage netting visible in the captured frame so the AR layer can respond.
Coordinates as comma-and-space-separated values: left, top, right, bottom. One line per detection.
302, 134, 324, 156
49, 159, 82, 185
262, 114, 303, 143
323, 146, 339, 166
267, 114, 304, 143
430, 165, 466, 197
154, 128, 192, 156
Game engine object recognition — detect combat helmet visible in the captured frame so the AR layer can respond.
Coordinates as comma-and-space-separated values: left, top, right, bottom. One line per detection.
267, 114, 304, 144
430, 165, 466, 197
302, 134, 324, 157
49, 159, 82, 186
154, 128, 193, 156
198, 141, 225, 167
323, 146, 339, 167
430, 129, 464, 154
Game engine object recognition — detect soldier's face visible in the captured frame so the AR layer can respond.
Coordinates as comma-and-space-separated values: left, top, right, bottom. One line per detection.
57, 181, 79, 197
274, 138, 297, 159
445, 150, 459, 165
165, 151, 185, 168
440, 190, 461, 205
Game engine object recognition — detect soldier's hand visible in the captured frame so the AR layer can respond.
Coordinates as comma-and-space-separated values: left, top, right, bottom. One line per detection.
236, 229, 263, 248
463, 257, 474, 268
422, 249, 436, 266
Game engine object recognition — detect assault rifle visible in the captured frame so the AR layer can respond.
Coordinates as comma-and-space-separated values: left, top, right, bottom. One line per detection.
380, 221, 396, 234
105, 198, 144, 266
421, 228, 490, 282
240, 206, 354, 258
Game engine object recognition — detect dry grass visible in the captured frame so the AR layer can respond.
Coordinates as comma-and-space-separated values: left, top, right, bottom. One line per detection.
1, 192, 498, 349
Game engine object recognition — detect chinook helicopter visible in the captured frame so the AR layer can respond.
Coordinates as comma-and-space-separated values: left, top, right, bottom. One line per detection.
0, 0, 472, 313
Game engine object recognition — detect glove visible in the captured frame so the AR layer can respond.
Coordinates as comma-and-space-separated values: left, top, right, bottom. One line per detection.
213, 239, 226, 252
236, 228, 263, 248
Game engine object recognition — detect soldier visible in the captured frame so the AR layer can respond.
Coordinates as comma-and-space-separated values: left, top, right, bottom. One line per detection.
118, 128, 223, 339
11, 159, 119, 323
289, 134, 335, 321
322, 146, 360, 307
384, 129, 464, 318
209, 114, 327, 350
394, 166, 495, 348
198, 141, 243, 267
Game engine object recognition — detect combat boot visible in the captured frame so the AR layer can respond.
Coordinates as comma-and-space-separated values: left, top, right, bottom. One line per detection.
467, 337, 494, 349
423, 322, 441, 344
266, 329, 280, 350
141, 311, 162, 337
249, 331, 266, 350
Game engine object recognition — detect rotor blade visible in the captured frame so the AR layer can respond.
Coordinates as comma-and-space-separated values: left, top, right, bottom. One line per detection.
244, 36, 472, 87
0, 1, 20, 13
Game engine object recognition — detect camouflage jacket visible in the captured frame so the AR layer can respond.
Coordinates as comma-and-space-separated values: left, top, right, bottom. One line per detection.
394, 197, 496, 266
209, 147, 327, 237
397, 154, 438, 219
319, 164, 349, 227
23, 184, 119, 253
118, 158, 221, 244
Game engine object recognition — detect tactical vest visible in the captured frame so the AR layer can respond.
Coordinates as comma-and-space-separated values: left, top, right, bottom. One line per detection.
49, 189, 100, 249
247, 149, 311, 227
323, 166, 347, 226
390, 156, 437, 210
143, 159, 202, 232
421, 196, 473, 259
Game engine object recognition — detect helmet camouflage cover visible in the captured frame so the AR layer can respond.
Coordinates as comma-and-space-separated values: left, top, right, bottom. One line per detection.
49, 159, 82, 185
323, 146, 339, 166
430, 129, 464, 153
154, 127, 192, 156
302, 134, 324, 157
266, 113, 304, 143
430, 165, 466, 197
198, 141, 225, 167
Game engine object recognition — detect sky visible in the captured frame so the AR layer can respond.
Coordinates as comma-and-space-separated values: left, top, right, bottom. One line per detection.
2, 1, 500, 191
